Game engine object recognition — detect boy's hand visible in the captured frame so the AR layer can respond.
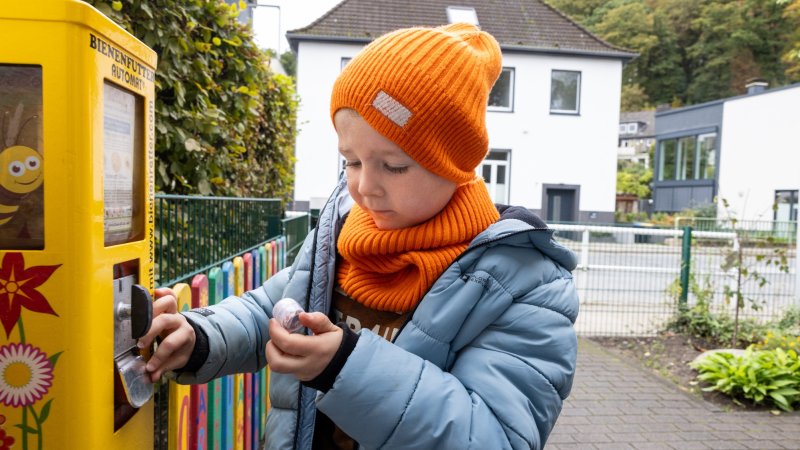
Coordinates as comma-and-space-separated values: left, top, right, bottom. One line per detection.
138, 287, 196, 383
266, 312, 342, 382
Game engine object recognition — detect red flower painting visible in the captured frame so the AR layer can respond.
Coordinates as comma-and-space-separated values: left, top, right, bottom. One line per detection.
0, 253, 60, 337
0, 415, 15, 450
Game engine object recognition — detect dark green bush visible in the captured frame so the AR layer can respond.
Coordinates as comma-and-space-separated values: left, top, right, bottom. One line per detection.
88, 0, 296, 200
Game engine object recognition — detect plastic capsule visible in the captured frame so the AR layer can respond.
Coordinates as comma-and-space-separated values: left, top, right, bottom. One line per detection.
273, 297, 304, 332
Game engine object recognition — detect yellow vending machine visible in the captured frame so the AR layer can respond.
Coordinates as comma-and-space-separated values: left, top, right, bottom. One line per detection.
0, 1, 158, 449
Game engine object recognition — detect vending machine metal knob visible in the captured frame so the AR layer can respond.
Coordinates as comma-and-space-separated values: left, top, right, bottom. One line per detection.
130, 284, 152, 339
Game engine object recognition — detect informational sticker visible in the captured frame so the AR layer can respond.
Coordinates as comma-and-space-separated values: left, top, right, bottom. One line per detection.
0, 65, 44, 250
103, 82, 143, 245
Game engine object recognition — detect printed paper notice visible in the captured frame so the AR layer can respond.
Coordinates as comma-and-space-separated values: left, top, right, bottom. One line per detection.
104, 83, 136, 244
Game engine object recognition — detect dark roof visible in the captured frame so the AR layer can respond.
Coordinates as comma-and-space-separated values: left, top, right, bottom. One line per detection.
620, 111, 655, 138
286, 0, 636, 59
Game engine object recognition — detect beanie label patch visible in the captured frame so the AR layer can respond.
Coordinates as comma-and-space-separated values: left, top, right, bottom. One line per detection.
372, 91, 412, 127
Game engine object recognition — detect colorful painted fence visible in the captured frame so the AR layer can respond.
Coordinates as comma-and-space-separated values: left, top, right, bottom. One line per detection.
155, 237, 288, 450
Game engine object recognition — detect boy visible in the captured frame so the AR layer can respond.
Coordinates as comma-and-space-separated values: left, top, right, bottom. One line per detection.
141, 23, 579, 449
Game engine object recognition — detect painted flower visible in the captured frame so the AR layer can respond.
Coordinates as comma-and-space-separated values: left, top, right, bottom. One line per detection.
0, 252, 60, 337
0, 415, 13, 449
0, 342, 54, 407
0, 426, 14, 450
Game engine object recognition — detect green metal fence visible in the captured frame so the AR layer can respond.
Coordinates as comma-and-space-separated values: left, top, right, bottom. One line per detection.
683, 220, 797, 329
550, 221, 797, 336
675, 217, 797, 243
155, 194, 283, 287
282, 212, 310, 263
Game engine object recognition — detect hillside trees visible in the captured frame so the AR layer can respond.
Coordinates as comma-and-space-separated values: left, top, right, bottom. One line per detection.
549, 0, 799, 109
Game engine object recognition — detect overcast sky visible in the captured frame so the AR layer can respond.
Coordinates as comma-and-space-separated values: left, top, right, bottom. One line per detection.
251, 0, 341, 54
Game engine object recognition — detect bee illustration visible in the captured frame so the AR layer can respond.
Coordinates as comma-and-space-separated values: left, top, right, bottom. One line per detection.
0, 104, 43, 227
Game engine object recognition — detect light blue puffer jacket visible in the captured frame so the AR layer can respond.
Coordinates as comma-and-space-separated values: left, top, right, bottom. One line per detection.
178, 177, 579, 450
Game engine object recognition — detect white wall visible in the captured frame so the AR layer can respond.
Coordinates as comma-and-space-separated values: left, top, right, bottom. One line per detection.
718, 86, 800, 221
294, 41, 363, 208
294, 41, 622, 215
486, 53, 621, 213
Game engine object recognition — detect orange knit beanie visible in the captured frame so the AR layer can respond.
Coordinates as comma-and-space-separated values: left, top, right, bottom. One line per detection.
330, 23, 503, 184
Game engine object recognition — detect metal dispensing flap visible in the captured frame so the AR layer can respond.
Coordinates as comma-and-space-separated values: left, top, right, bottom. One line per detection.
113, 274, 153, 408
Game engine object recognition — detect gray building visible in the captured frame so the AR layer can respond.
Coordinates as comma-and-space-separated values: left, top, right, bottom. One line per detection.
653, 102, 721, 213
618, 110, 655, 168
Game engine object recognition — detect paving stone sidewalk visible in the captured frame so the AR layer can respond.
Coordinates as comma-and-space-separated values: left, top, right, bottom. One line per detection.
547, 338, 800, 450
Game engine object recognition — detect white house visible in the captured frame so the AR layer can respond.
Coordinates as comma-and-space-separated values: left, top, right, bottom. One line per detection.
653, 82, 800, 223
719, 84, 800, 223
286, 0, 635, 223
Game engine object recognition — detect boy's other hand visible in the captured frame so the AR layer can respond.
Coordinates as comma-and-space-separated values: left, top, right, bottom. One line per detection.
138, 287, 196, 383
266, 312, 342, 382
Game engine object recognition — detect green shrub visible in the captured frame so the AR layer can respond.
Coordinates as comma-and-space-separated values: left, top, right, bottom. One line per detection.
87, 0, 296, 200
666, 274, 768, 348
691, 348, 800, 411
752, 331, 800, 352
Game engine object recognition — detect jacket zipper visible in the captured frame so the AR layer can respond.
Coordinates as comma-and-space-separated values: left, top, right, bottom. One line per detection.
293, 180, 343, 450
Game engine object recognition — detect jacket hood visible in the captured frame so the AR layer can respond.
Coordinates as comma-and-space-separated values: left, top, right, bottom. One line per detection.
471, 204, 578, 271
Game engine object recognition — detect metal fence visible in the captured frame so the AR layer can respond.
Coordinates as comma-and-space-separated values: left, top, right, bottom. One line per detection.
675, 217, 797, 242
154, 194, 283, 286
282, 212, 310, 263
551, 222, 798, 337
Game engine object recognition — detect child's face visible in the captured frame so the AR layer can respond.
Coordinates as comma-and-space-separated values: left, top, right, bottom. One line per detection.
335, 110, 457, 230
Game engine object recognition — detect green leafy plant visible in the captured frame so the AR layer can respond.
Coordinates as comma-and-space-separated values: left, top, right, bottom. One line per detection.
751, 308, 800, 351
717, 199, 791, 346
666, 274, 770, 348
87, 0, 297, 200
691, 348, 800, 411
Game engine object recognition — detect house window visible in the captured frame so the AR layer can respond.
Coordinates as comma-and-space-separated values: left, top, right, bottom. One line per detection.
658, 132, 717, 181
479, 150, 510, 204
775, 190, 798, 221
697, 133, 716, 179
659, 139, 676, 181
446, 6, 479, 25
340, 57, 351, 71
677, 136, 695, 180
550, 70, 580, 114
619, 124, 627, 134
488, 67, 514, 111
627, 123, 638, 134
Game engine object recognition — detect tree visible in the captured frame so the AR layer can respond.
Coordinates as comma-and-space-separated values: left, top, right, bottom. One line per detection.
279, 51, 297, 78
620, 83, 651, 111
87, 0, 297, 200
549, 0, 797, 107
616, 162, 652, 198
717, 199, 790, 346
778, 0, 800, 81
546, 0, 608, 24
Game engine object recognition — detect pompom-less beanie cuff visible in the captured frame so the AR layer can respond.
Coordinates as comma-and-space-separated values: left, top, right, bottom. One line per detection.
331, 23, 503, 184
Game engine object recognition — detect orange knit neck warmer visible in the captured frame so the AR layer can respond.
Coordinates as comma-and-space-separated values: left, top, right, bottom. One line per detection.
336, 177, 499, 313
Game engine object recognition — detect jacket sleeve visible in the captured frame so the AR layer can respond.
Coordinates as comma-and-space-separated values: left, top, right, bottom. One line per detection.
315, 271, 578, 450
174, 266, 290, 384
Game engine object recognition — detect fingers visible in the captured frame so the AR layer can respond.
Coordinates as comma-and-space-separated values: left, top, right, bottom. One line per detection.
144, 314, 195, 382
298, 312, 339, 335
153, 287, 176, 299
152, 294, 177, 316
138, 310, 180, 349
265, 339, 302, 373
267, 318, 343, 381
268, 319, 298, 355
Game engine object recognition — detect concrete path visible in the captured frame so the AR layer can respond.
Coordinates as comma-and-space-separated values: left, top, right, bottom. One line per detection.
547, 339, 800, 449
